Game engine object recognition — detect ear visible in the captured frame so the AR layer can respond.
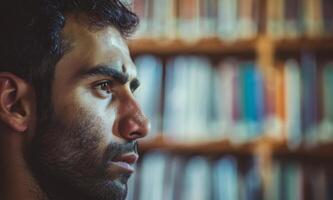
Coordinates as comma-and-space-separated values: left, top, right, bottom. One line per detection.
0, 73, 35, 133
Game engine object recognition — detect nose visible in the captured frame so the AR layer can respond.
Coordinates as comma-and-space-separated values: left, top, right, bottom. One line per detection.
114, 96, 150, 141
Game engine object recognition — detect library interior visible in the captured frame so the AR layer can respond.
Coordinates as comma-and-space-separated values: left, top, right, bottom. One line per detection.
126, 0, 333, 200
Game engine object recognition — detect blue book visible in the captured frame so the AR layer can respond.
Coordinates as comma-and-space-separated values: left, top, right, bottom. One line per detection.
239, 62, 263, 140
244, 158, 262, 200
212, 156, 238, 200
300, 52, 319, 145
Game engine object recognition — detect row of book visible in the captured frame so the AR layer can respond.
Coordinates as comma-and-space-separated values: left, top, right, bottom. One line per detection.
131, 0, 333, 42
268, 160, 333, 200
135, 54, 333, 146
267, 0, 333, 38
131, 0, 260, 42
126, 152, 333, 200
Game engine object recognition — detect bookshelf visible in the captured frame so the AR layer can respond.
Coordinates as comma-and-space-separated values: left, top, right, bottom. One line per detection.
127, 0, 333, 200
131, 35, 333, 151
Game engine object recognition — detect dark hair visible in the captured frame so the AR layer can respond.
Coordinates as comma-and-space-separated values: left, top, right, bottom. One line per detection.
0, 0, 139, 124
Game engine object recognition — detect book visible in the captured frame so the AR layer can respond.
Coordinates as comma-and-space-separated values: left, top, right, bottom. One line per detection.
214, 59, 239, 139
300, 52, 319, 145
212, 156, 238, 200
151, 0, 176, 39
163, 56, 189, 139
319, 62, 333, 142
177, 0, 201, 42
216, 0, 238, 41
284, 0, 302, 38
180, 156, 211, 200
163, 156, 186, 200
163, 56, 213, 141
284, 59, 302, 147
138, 151, 168, 200
237, 0, 258, 39
238, 61, 264, 141
304, 0, 324, 37
322, 0, 333, 34
266, 0, 285, 38
199, 0, 218, 38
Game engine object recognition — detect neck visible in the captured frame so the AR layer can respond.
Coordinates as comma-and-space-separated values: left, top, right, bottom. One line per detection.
0, 132, 47, 200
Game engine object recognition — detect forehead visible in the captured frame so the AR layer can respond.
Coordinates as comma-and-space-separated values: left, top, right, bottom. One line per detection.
64, 17, 129, 54
56, 15, 133, 80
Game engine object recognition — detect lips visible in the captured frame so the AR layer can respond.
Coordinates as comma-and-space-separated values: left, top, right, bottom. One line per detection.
106, 152, 139, 178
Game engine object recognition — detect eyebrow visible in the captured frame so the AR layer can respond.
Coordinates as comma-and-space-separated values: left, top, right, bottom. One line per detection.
79, 65, 130, 85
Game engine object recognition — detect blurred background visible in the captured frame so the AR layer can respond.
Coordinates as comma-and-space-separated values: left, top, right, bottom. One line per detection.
126, 0, 333, 199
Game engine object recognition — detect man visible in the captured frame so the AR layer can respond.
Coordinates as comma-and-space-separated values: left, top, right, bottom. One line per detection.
0, 0, 149, 200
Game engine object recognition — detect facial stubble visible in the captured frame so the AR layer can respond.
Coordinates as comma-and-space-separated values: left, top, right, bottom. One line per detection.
27, 107, 137, 200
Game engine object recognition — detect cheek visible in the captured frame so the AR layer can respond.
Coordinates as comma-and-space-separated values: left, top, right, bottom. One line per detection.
77, 101, 119, 146
54, 87, 120, 145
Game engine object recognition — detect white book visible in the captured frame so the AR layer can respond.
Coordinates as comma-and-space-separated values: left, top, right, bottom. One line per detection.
284, 59, 302, 148
215, 59, 239, 139
217, 0, 238, 41
163, 57, 189, 140
186, 57, 212, 140
180, 157, 211, 200
151, 0, 176, 39
184, 57, 198, 137
139, 151, 168, 200
200, 57, 213, 138
135, 55, 163, 138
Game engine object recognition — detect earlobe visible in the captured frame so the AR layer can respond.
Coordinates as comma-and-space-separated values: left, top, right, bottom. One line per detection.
0, 73, 34, 133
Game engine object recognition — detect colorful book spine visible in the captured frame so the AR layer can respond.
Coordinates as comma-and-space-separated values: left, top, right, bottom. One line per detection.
301, 52, 319, 145
284, 59, 302, 147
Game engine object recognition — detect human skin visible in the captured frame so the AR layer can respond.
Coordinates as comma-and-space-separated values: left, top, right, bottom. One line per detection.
0, 14, 149, 200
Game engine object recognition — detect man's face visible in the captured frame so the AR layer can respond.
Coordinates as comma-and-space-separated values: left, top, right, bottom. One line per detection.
28, 16, 149, 200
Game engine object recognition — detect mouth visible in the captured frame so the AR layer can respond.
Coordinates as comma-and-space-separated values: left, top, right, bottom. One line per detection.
106, 152, 139, 178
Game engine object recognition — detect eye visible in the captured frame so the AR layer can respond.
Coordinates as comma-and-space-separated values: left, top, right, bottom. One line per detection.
94, 80, 114, 98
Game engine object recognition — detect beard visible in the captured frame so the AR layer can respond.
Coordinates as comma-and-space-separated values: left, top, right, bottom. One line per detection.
27, 107, 137, 200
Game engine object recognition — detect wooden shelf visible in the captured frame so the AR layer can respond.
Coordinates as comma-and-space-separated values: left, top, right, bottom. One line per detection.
138, 135, 283, 156
128, 37, 333, 56
128, 37, 257, 55
274, 37, 333, 52
274, 142, 333, 161
138, 135, 333, 160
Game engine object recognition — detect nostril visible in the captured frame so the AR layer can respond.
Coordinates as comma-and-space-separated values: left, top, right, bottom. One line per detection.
129, 131, 143, 139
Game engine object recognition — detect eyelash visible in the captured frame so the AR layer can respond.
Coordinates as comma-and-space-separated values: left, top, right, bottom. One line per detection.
94, 80, 113, 97
93, 79, 138, 98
